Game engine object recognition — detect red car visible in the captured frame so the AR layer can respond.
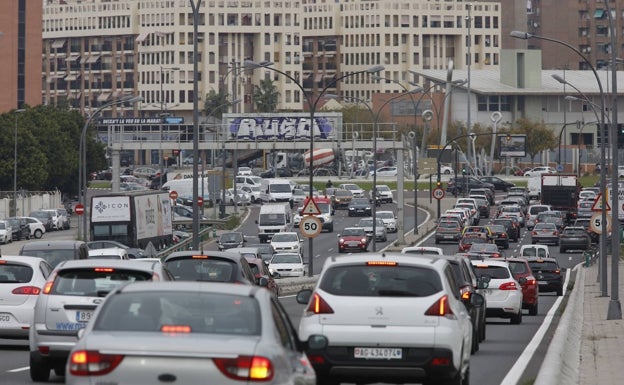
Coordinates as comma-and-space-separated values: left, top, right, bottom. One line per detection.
458, 233, 489, 252
506, 257, 539, 316
338, 227, 369, 253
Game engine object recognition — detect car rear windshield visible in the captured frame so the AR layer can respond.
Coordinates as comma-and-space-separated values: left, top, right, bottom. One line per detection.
319, 265, 442, 297
508, 261, 529, 275
93, 291, 260, 335
472, 265, 510, 279
20, 248, 77, 268
528, 261, 559, 271
0, 263, 33, 283
563, 229, 587, 236
165, 258, 236, 282
52, 268, 153, 297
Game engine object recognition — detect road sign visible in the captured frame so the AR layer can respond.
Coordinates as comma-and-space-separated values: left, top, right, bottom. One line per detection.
432, 187, 445, 200
198, 196, 204, 206
301, 198, 321, 215
591, 193, 611, 211
590, 212, 611, 234
556, 164, 564, 172
74, 204, 85, 216
300, 215, 322, 238
169, 190, 178, 200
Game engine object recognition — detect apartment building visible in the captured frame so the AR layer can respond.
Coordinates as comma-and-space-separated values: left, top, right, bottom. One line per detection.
0, 0, 42, 112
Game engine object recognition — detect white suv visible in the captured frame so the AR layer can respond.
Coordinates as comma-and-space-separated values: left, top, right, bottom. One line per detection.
296, 253, 477, 385
470, 259, 523, 324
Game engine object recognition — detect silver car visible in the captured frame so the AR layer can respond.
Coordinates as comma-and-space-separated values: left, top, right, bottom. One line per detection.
356, 217, 388, 242
65, 281, 325, 385
29, 259, 174, 382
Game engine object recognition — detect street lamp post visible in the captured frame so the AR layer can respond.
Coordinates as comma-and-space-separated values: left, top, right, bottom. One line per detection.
13, 109, 25, 217
408, 131, 418, 236
159, 66, 180, 189
489, 111, 502, 176
466, 3, 473, 167
79, 95, 142, 241
190, 0, 202, 249
511, 30, 610, 299
245, 61, 384, 276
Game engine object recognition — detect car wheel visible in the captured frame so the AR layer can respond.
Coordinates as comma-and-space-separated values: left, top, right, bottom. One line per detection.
29, 352, 50, 382
480, 317, 486, 342
34, 229, 43, 239
529, 302, 538, 316
471, 327, 479, 354
510, 310, 522, 325
316, 376, 339, 385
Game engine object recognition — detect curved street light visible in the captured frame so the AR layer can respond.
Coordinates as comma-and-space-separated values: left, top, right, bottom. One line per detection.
511, 30, 612, 304
328, 89, 421, 251
79, 95, 143, 241
244, 60, 384, 276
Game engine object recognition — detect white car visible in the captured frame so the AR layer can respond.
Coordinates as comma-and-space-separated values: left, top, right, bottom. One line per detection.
523, 166, 557, 177
296, 253, 477, 385
371, 184, 394, 203
268, 252, 306, 278
401, 246, 444, 255
19, 216, 46, 239
240, 184, 261, 203
356, 217, 387, 242
376, 210, 398, 233
0, 255, 52, 339
370, 166, 398, 177
237, 166, 253, 176
339, 183, 365, 198
270, 232, 303, 255
470, 259, 523, 324
441, 164, 454, 174
0, 221, 12, 244
87, 247, 129, 260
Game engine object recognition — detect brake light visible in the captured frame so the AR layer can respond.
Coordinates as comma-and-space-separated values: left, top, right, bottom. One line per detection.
161, 325, 191, 333
306, 293, 334, 314
526, 277, 537, 285
68, 350, 124, 376
552, 231, 558, 236
366, 261, 398, 266
214, 355, 274, 381
531, 231, 537, 236
425, 295, 455, 318
94, 268, 114, 272
554, 269, 560, 274
499, 282, 518, 290
431, 357, 451, 366
12, 286, 41, 295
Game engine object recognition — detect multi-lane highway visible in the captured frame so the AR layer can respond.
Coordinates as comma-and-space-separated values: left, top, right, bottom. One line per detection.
0, 190, 584, 384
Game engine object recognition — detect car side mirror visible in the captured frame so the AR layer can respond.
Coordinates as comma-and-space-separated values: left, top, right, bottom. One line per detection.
296, 289, 313, 304
517, 277, 527, 285
257, 277, 268, 287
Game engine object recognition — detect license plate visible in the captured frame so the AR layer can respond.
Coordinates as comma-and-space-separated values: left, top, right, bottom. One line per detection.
538, 281, 547, 285
75, 311, 94, 323
354, 347, 402, 360
0, 314, 10, 322
444, 235, 454, 239
347, 242, 359, 246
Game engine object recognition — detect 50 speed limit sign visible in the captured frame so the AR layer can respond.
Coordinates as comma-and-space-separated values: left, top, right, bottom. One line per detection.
299, 216, 322, 238
590, 212, 611, 234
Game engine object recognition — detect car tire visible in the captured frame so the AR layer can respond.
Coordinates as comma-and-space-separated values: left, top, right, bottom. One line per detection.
529, 302, 538, 316
34, 229, 43, 239
471, 327, 479, 354
29, 352, 50, 382
510, 310, 522, 325
316, 377, 339, 385
480, 317, 486, 342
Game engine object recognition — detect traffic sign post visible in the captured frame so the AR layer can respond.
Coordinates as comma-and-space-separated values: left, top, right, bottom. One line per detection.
74, 204, 85, 216
169, 190, 178, 200
432, 187, 445, 200
299, 215, 322, 238
301, 198, 321, 215
197, 196, 204, 206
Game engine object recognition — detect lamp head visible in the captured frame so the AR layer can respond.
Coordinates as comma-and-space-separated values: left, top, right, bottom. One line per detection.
510, 30, 531, 40
366, 65, 385, 73
551, 74, 567, 84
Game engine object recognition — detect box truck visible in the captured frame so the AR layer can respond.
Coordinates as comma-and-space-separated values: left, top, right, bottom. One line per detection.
90, 191, 174, 250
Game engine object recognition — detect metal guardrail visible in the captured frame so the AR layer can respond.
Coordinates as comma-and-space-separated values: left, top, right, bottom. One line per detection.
156, 224, 217, 259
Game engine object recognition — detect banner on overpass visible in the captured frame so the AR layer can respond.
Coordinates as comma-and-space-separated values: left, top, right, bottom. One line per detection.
223, 112, 342, 141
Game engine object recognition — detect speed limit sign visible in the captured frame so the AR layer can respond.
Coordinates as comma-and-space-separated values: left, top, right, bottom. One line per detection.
432, 187, 445, 200
299, 216, 322, 238
590, 212, 611, 234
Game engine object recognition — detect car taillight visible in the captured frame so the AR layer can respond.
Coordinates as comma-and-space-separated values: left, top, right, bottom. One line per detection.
12, 286, 41, 295
68, 350, 124, 376
501, 233, 507, 238
553, 231, 558, 236
214, 355, 274, 381
499, 282, 518, 290
306, 293, 334, 314
425, 295, 455, 318
526, 276, 537, 285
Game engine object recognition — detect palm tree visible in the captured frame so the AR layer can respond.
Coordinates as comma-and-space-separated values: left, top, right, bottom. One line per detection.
252, 78, 279, 112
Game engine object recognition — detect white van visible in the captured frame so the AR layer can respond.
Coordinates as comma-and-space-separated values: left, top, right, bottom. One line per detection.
259, 178, 293, 203
162, 179, 210, 202
520, 244, 551, 259
235, 175, 261, 188
256, 203, 291, 243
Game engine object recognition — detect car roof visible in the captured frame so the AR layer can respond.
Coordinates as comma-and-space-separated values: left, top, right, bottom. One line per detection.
21, 240, 86, 250
0, 255, 48, 265
320, 252, 449, 270
54, 259, 158, 271
114, 281, 262, 296
163, 250, 244, 263
88, 247, 127, 256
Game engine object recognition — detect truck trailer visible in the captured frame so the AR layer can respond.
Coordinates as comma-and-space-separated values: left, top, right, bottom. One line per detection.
90, 191, 174, 250
540, 174, 580, 224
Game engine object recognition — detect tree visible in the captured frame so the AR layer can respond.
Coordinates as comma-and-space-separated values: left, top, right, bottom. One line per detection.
252, 78, 279, 112
203, 89, 229, 119
511, 118, 557, 165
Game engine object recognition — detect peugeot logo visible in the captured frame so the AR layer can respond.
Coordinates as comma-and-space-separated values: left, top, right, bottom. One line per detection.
93, 298, 103, 304
375, 307, 383, 316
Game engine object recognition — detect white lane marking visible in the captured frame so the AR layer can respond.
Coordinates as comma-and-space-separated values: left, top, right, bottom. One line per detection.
499, 267, 571, 385
8, 366, 29, 373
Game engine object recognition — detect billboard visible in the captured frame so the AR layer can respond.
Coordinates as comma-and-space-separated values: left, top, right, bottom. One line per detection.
498, 135, 527, 157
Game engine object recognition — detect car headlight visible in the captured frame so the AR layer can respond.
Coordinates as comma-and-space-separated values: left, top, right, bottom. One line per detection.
293, 267, 303, 272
